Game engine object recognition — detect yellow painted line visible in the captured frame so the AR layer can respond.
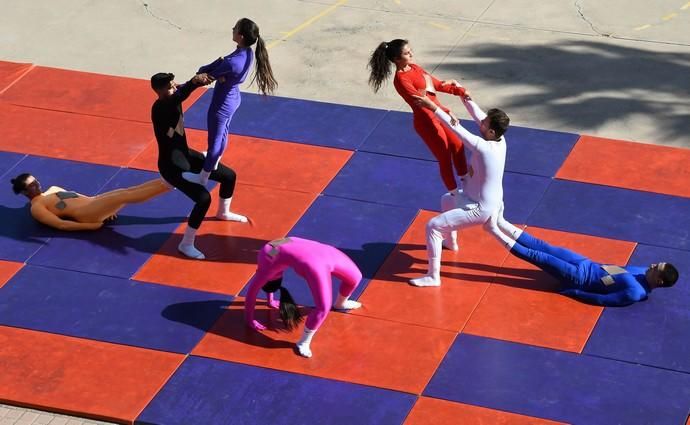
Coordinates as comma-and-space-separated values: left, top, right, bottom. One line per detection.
634, 24, 652, 30
267, 0, 348, 49
662, 12, 678, 20
681, 2, 690, 10
393, 0, 401, 4
428, 21, 450, 30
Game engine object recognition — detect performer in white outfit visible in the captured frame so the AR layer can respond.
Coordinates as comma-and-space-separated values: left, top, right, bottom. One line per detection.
410, 92, 511, 287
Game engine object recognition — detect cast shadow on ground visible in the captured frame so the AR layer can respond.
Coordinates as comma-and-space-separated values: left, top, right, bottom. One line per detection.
162, 299, 298, 351
435, 40, 690, 144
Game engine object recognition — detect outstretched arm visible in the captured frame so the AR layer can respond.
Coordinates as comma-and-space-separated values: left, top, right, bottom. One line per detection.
430, 74, 467, 97
31, 206, 103, 231
434, 108, 486, 151
205, 56, 244, 80
244, 271, 272, 331
412, 94, 486, 150
172, 74, 210, 103
463, 97, 487, 125
396, 75, 451, 113
560, 288, 642, 307
197, 57, 223, 74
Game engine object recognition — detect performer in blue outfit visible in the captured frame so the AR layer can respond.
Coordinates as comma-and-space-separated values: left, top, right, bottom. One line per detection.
486, 206, 680, 306
183, 17, 278, 186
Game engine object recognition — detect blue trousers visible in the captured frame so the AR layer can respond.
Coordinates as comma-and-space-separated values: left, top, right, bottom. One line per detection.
510, 232, 591, 287
204, 95, 240, 172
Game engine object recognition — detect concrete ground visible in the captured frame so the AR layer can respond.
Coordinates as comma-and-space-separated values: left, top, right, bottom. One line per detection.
1, 0, 689, 422
1, 0, 689, 146
0, 404, 113, 425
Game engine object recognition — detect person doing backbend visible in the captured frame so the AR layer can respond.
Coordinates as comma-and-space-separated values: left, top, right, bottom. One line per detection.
10, 173, 169, 231
409, 93, 511, 287
486, 206, 680, 306
183, 18, 277, 186
368, 39, 468, 195
244, 237, 363, 358
150, 72, 247, 260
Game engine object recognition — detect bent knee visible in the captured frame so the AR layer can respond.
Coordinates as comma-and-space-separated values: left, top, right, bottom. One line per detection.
427, 216, 448, 234
197, 191, 212, 207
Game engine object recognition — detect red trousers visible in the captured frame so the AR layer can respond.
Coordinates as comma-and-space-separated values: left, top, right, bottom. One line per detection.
414, 114, 468, 190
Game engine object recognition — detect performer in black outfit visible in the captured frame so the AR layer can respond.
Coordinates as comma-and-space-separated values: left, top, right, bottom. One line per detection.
150, 72, 247, 260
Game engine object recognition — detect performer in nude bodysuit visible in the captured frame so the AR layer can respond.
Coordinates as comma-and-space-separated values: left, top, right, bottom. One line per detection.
10, 173, 169, 231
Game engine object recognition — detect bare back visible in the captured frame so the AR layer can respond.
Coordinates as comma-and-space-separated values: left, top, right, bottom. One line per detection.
31, 186, 94, 222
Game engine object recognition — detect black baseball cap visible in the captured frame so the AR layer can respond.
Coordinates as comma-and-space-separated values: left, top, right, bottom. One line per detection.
150, 72, 175, 90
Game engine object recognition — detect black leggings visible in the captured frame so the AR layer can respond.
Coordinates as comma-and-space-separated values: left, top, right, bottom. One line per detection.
160, 150, 237, 229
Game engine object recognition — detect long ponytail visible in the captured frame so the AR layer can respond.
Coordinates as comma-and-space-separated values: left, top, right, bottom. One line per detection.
367, 38, 408, 93
262, 278, 303, 330
236, 18, 277, 95
252, 35, 277, 95
276, 287, 303, 330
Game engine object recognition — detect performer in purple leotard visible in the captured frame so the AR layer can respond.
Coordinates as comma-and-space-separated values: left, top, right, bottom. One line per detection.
183, 18, 278, 186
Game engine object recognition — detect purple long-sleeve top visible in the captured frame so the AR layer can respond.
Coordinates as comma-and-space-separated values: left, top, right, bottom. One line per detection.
198, 47, 253, 116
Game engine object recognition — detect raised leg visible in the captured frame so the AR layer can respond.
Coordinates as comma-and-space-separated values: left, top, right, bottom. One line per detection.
72, 179, 169, 222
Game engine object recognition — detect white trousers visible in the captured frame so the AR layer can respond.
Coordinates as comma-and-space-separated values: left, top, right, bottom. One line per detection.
426, 195, 497, 276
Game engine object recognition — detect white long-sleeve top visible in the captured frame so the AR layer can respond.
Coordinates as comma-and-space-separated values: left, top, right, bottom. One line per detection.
434, 100, 507, 211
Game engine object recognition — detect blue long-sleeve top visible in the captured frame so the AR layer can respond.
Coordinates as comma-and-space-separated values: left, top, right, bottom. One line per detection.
198, 47, 253, 116
561, 264, 650, 307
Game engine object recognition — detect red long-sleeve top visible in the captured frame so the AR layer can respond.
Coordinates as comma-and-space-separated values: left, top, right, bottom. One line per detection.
393, 63, 466, 120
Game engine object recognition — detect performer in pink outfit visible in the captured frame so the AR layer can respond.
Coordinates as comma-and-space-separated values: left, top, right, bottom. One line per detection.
244, 237, 363, 358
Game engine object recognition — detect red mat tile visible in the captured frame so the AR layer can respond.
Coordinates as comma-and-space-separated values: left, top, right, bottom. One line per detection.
463, 227, 636, 353
128, 130, 352, 193
557, 135, 690, 198
192, 298, 456, 394
355, 210, 509, 332
0, 66, 204, 122
134, 183, 317, 295
0, 326, 183, 424
0, 260, 23, 289
0, 103, 152, 167
0, 61, 34, 94
405, 397, 566, 425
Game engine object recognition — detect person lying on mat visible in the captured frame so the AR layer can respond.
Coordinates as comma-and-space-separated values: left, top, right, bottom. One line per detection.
485, 204, 680, 306
244, 237, 363, 358
10, 173, 170, 231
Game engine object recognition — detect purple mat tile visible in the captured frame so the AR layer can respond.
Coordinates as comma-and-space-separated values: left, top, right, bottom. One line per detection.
0, 155, 119, 262
184, 91, 386, 150
527, 179, 690, 250
136, 356, 415, 425
0, 265, 232, 353
27, 167, 190, 278
324, 151, 549, 222
241, 195, 417, 306
358, 110, 434, 160
0, 151, 26, 178
324, 151, 448, 210
358, 112, 578, 177
503, 125, 579, 177
425, 334, 690, 425
584, 244, 690, 373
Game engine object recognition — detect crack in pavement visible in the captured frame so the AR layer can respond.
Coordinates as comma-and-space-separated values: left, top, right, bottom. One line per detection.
575, 0, 611, 37
140, 1, 182, 30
